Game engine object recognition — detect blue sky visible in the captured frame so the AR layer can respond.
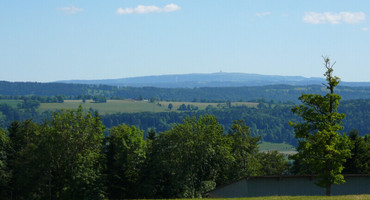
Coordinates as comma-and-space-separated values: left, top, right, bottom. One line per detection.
1, 0, 369, 82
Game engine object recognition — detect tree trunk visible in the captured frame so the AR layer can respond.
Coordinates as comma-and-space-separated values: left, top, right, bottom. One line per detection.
326, 184, 331, 196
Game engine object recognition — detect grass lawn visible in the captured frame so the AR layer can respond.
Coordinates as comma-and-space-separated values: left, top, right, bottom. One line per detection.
258, 141, 297, 155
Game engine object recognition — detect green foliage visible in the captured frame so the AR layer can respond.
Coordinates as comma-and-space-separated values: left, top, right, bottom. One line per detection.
147, 128, 156, 140
92, 95, 107, 103
343, 129, 370, 174
7, 120, 45, 199
46, 107, 105, 199
168, 103, 173, 110
1, 97, 369, 147
289, 57, 351, 195
2, 106, 339, 199
0, 128, 10, 196
144, 116, 233, 198
339, 99, 370, 135
177, 103, 187, 111
6, 107, 105, 200
17, 99, 40, 113
101, 104, 299, 145
177, 103, 198, 111
140, 117, 288, 198
105, 124, 146, 199
257, 151, 290, 175
224, 120, 261, 182
2, 81, 370, 103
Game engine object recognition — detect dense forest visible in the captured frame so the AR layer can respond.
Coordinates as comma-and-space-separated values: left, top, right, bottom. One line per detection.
1, 107, 368, 199
0, 108, 290, 199
2, 81, 370, 103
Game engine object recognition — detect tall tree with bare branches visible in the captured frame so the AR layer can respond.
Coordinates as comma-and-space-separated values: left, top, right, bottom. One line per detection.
290, 57, 351, 196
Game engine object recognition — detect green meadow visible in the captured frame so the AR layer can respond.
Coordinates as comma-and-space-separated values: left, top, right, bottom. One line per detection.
258, 141, 297, 155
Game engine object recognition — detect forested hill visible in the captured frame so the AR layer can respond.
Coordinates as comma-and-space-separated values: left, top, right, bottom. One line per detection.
1, 81, 370, 102
56, 72, 370, 88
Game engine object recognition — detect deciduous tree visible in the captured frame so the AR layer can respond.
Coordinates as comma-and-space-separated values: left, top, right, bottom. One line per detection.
289, 57, 351, 196
105, 124, 146, 199
225, 120, 261, 181
6, 107, 105, 199
145, 115, 232, 198
257, 151, 289, 175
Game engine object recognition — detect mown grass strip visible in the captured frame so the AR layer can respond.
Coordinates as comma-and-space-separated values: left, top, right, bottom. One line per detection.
258, 141, 297, 155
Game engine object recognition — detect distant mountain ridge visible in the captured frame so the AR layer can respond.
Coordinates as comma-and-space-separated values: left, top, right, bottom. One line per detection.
56, 72, 370, 88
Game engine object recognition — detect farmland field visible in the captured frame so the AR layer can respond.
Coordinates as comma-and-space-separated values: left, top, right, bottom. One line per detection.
38, 100, 258, 114
259, 141, 297, 155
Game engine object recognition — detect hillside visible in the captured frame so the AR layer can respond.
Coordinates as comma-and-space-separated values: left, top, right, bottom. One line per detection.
1, 98, 369, 145
56, 72, 370, 88
2, 81, 370, 103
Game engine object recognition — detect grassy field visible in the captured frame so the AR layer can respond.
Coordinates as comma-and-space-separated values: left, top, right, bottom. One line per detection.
258, 141, 297, 155
166, 195, 370, 200
38, 100, 258, 115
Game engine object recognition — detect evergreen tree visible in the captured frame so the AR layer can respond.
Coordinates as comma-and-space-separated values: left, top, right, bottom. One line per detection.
342, 129, 370, 174
7, 120, 42, 199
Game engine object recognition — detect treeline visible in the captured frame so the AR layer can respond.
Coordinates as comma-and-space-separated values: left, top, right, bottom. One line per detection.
100, 99, 370, 145
100, 104, 299, 145
1, 99, 370, 145
339, 99, 370, 135
0, 95, 65, 103
0, 108, 290, 199
0, 103, 52, 128
0, 81, 93, 96
2, 81, 370, 102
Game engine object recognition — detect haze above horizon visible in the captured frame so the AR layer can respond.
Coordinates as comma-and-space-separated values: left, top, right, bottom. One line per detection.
1, 1, 369, 82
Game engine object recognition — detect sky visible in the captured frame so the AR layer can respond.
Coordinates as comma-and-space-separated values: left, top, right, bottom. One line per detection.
0, 0, 369, 82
